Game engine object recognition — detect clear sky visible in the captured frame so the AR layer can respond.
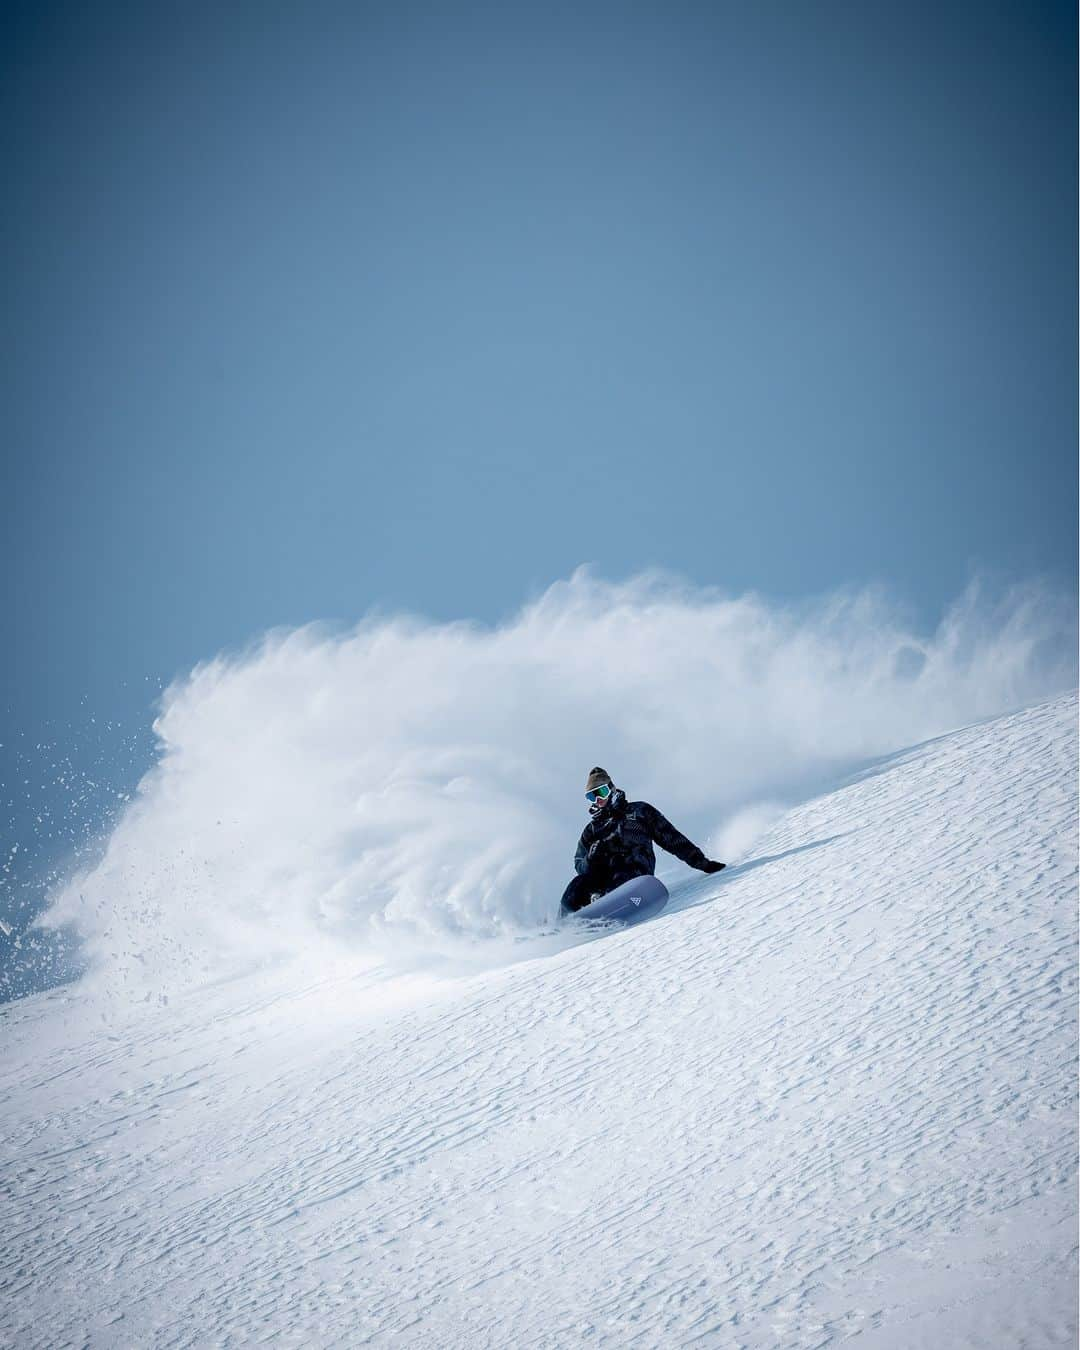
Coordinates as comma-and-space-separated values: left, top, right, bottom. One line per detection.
2, 1, 1076, 724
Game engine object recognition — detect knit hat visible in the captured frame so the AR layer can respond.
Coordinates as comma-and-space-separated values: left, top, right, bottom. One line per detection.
584, 766, 612, 793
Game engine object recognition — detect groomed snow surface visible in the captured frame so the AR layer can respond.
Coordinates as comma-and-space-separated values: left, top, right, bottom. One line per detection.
2, 695, 1077, 1348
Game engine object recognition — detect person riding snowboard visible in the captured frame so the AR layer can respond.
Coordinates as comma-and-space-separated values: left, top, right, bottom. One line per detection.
560, 767, 726, 914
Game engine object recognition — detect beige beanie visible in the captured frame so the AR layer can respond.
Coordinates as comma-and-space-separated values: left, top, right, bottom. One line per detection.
584, 766, 612, 793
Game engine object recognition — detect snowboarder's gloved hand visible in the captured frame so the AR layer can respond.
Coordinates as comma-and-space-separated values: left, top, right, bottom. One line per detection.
701, 860, 726, 874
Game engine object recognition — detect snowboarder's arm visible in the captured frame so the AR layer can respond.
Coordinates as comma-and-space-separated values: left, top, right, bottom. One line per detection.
574, 828, 591, 875
644, 804, 711, 871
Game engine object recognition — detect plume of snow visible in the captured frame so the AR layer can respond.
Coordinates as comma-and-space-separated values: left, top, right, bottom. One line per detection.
42, 569, 1076, 1002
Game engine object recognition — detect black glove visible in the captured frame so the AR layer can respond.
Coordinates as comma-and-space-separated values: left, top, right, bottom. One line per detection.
701, 860, 726, 874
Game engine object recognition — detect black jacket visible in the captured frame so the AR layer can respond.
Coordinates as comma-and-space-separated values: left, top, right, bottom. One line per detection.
574, 790, 710, 879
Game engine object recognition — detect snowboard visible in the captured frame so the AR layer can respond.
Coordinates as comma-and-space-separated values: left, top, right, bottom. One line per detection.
573, 874, 669, 925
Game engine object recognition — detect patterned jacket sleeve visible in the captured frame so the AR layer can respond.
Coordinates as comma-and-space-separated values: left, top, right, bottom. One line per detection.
574, 826, 591, 875
644, 803, 710, 870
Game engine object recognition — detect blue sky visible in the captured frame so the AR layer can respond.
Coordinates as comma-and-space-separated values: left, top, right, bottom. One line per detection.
1, 1, 1076, 932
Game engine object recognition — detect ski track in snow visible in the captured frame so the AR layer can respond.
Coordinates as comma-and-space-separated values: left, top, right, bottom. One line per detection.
1, 696, 1076, 1348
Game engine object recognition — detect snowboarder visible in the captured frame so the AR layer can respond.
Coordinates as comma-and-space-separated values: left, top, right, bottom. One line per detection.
561, 767, 726, 914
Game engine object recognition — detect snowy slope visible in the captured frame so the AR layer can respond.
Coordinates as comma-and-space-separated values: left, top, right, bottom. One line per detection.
1, 695, 1076, 1349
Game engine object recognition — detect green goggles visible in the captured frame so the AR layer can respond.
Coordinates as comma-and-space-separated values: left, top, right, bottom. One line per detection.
585, 783, 613, 804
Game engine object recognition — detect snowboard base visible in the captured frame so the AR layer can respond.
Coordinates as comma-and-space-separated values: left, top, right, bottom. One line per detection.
572, 874, 669, 925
